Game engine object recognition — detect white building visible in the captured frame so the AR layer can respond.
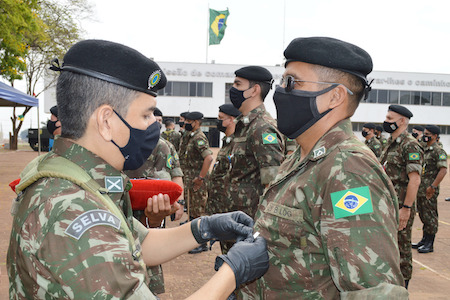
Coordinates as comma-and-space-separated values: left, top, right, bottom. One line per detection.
45, 62, 450, 149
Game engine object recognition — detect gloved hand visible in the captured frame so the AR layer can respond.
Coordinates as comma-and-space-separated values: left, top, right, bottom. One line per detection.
191, 211, 254, 244
214, 236, 269, 288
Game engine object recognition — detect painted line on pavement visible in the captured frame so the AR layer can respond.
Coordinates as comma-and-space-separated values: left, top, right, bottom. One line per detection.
413, 258, 450, 281
439, 220, 450, 226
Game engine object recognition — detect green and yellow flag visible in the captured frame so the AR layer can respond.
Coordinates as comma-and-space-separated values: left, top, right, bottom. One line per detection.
209, 8, 230, 45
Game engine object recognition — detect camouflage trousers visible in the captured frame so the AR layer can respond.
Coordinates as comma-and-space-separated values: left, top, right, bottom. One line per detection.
417, 186, 439, 235
206, 182, 231, 215
147, 265, 165, 295
185, 176, 208, 219
398, 201, 416, 281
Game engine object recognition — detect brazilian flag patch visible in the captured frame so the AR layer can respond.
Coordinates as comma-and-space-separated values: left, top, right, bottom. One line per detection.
262, 133, 278, 145
330, 186, 373, 219
374, 144, 380, 149
166, 154, 174, 169
198, 140, 205, 146
439, 154, 447, 160
408, 153, 420, 160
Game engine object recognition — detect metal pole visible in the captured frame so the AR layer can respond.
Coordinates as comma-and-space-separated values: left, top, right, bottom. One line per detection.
37, 105, 41, 156
206, 4, 209, 63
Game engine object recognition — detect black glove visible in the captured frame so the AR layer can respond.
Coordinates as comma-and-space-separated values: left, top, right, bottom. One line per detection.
191, 211, 254, 244
214, 236, 269, 288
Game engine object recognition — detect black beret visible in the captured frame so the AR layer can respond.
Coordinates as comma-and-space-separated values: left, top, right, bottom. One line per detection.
284, 37, 372, 86
363, 123, 376, 130
219, 104, 241, 117
375, 125, 383, 132
180, 112, 189, 118
154, 107, 163, 117
53, 39, 166, 97
235, 66, 273, 83
50, 105, 58, 117
388, 105, 413, 118
413, 125, 424, 131
425, 125, 440, 135
186, 111, 203, 120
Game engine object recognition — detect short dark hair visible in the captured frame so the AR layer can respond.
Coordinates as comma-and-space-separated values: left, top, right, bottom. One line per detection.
56, 72, 140, 139
310, 65, 364, 116
249, 81, 271, 101
164, 119, 175, 126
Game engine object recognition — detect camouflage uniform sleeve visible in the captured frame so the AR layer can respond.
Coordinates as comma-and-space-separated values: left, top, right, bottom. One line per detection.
167, 141, 184, 178
194, 134, 213, 158
403, 142, 424, 175
252, 126, 284, 185
320, 151, 403, 293
32, 189, 153, 298
436, 148, 448, 169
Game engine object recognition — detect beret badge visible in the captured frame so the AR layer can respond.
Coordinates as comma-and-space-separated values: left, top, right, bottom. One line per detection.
149, 70, 162, 89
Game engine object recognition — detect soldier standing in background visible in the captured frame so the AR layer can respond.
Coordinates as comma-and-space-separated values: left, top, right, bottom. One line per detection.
412, 125, 424, 143
183, 111, 214, 254
375, 125, 388, 149
412, 125, 447, 253
226, 66, 285, 219
161, 118, 182, 152
241, 36, 406, 299
178, 111, 190, 172
362, 122, 382, 158
380, 104, 423, 289
206, 104, 241, 216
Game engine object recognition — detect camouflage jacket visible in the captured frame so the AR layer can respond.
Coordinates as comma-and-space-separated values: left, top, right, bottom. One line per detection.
380, 131, 424, 203
178, 130, 190, 171
7, 138, 156, 299
125, 138, 183, 180
419, 142, 447, 189
377, 135, 388, 150
283, 135, 298, 156
225, 104, 285, 217
182, 128, 213, 179
161, 129, 182, 152
207, 135, 235, 214
242, 119, 406, 299
365, 136, 382, 158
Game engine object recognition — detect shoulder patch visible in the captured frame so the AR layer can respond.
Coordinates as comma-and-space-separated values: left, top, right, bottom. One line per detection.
374, 144, 380, 149
197, 140, 205, 146
330, 186, 373, 219
439, 153, 447, 160
65, 209, 121, 240
262, 133, 278, 144
408, 153, 420, 161
105, 176, 124, 193
313, 146, 326, 159
166, 154, 174, 169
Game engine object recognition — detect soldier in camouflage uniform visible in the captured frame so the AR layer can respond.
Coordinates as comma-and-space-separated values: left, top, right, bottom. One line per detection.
412, 125, 447, 253
183, 111, 214, 253
240, 37, 407, 299
375, 125, 388, 150
362, 122, 382, 158
412, 125, 425, 147
226, 66, 285, 219
380, 104, 423, 289
206, 104, 241, 215
7, 39, 270, 299
161, 118, 182, 152
178, 111, 190, 172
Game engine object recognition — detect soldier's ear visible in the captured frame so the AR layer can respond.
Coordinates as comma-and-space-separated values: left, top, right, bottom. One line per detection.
96, 105, 115, 141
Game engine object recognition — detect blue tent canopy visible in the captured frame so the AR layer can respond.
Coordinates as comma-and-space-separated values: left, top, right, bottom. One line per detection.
0, 82, 38, 107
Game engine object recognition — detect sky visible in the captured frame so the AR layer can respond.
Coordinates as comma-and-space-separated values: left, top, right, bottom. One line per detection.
1, 0, 450, 139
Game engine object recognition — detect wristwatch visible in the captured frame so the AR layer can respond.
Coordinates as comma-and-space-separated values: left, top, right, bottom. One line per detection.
177, 199, 186, 206
402, 204, 412, 209
197, 176, 205, 181
431, 185, 438, 190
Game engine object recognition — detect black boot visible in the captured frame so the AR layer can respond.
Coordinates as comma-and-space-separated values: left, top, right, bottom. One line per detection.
412, 233, 425, 249
404, 279, 409, 289
418, 234, 435, 253
188, 243, 209, 254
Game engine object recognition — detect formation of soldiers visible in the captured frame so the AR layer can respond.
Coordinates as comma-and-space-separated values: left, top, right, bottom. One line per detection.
6, 36, 448, 299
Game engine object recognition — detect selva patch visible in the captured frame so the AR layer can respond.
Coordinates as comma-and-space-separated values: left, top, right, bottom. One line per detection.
65, 209, 121, 240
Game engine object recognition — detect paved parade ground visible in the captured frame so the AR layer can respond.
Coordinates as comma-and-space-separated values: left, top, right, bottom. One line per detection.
1, 149, 450, 299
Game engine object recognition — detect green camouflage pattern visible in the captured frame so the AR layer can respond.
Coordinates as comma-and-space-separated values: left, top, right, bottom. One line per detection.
417, 143, 447, 235
161, 129, 182, 152
283, 135, 298, 156
225, 104, 285, 218
179, 130, 190, 171
7, 137, 156, 299
240, 119, 405, 299
206, 135, 235, 215
365, 136, 382, 158
377, 135, 388, 150
125, 138, 183, 180
380, 130, 423, 281
183, 128, 213, 218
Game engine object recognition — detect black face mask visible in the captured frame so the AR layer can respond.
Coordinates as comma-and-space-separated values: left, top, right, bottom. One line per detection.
216, 119, 227, 133
412, 132, 419, 139
383, 121, 398, 134
362, 130, 369, 138
111, 110, 160, 170
273, 85, 336, 139
47, 119, 60, 135
178, 121, 185, 128
185, 123, 194, 131
423, 135, 431, 142
229, 86, 251, 109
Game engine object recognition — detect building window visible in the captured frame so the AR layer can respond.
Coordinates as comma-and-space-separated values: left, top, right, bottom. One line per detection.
443, 93, 450, 106
224, 83, 233, 104
400, 91, 411, 104
157, 81, 212, 97
432, 92, 442, 106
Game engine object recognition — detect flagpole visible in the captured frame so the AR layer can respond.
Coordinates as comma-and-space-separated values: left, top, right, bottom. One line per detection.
206, 4, 209, 64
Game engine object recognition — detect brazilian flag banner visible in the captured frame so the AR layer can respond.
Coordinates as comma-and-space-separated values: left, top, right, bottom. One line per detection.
209, 8, 230, 45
